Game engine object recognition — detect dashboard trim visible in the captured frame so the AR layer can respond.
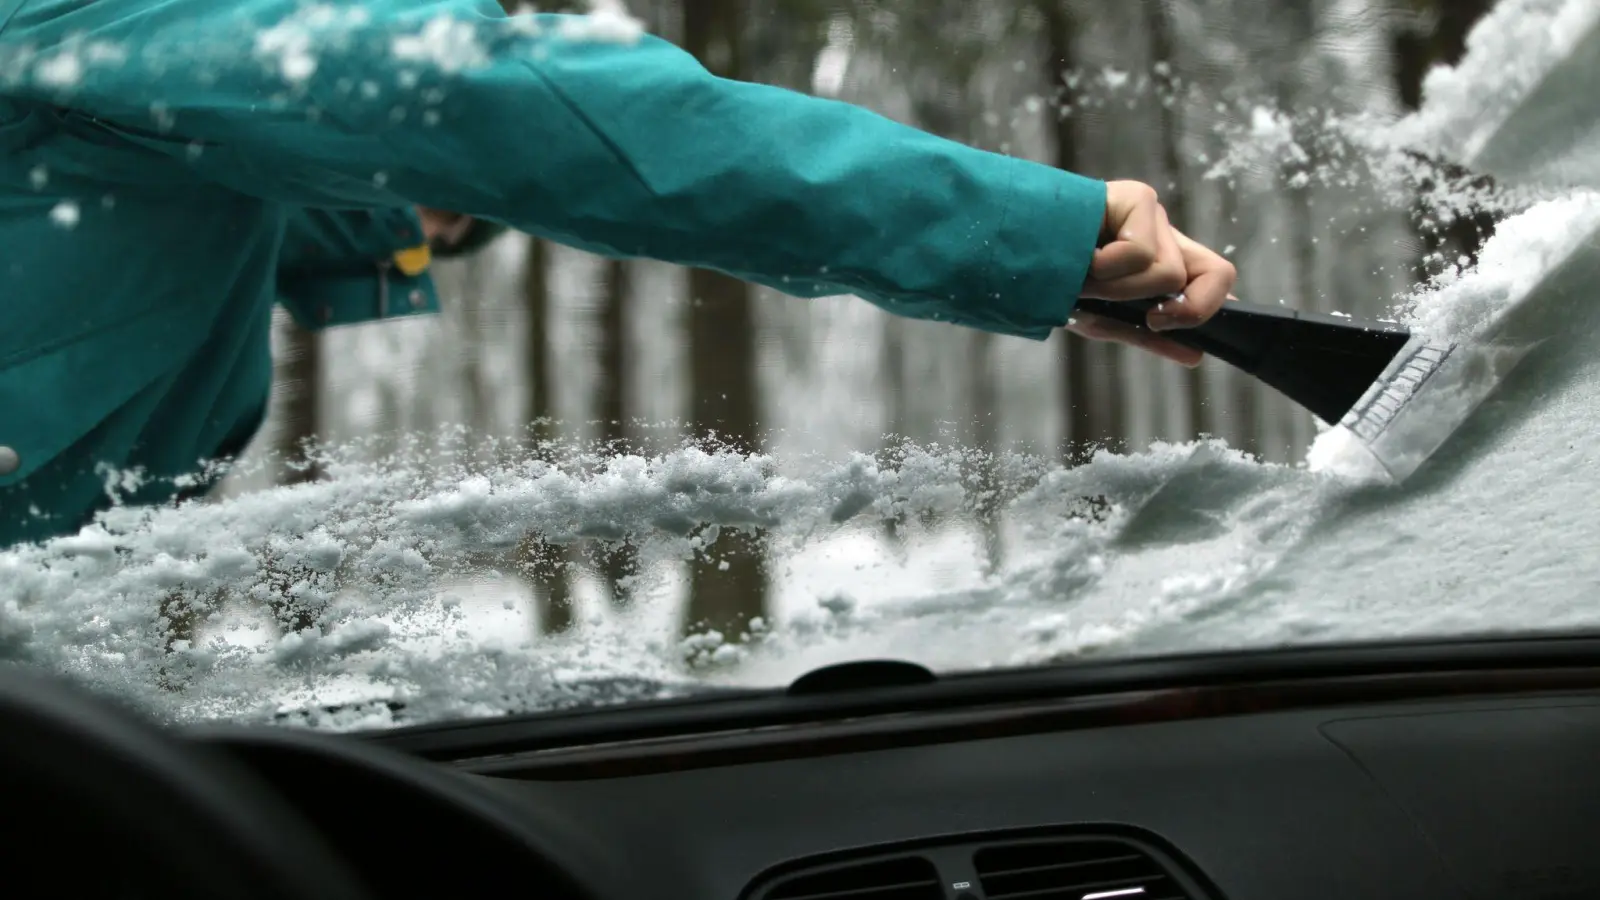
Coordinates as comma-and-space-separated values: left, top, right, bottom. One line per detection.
453, 667, 1600, 778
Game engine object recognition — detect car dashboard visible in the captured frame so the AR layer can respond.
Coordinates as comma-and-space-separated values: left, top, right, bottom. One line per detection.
184, 638, 1600, 900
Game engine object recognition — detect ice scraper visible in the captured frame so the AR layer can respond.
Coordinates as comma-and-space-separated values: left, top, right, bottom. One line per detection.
1072, 295, 1534, 484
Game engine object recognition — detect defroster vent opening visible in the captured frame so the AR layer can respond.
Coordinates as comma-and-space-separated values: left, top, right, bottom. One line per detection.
973, 836, 1194, 900
756, 855, 945, 900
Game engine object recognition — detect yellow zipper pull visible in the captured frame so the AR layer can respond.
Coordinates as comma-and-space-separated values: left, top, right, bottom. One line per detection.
392, 244, 432, 277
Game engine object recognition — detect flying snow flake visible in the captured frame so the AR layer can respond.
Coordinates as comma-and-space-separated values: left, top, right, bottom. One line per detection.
256, 21, 319, 83
281, 53, 317, 83
48, 201, 79, 229
391, 15, 490, 73
35, 52, 83, 88
558, 0, 646, 45
254, 5, 376, 85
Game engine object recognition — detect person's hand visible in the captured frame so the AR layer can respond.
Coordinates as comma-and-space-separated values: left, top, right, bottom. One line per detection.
1068, 180, 1237, 368
416, 207, 476, 248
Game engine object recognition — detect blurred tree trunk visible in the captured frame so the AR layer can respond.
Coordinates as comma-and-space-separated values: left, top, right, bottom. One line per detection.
1041, 1, 1120, 462
1391, 0, 1497, 280
1277, 0, 1321, 454
251, 315, 329, 643
970, 331, 1002, 573
596, 257, 639, 609
274, 316, 322, 486
457, 263, 490, 442
519, 238, 574, 635
682, 0, 769, 644
1287, 178, 1317, 454
880, 317, 908, 547
1143, 0, 1211, 439
1219, 184, 1259, 456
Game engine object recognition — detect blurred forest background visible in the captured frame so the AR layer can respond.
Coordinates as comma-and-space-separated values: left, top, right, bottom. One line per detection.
218, 0, 1497, 650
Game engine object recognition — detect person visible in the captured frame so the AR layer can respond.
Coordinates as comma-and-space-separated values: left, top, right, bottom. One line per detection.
0, 0, 1235, 550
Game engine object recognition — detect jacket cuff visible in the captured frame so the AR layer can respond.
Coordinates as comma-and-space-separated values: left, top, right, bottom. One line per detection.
278, 263, 441, 332
984, 159, 1106, 340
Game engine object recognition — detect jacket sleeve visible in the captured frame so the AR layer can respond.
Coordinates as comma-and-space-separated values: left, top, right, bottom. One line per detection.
277, 206, 444, 330
278, 206, 428, 274
0, 0, 1107, 340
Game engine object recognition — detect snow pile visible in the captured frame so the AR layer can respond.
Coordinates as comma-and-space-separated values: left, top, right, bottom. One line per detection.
1402, 192, 1600, 342
0, 438, 1064, 723
1385, 0, 1600, 169
1303, 189, 1600, 482
1, 428, 1344, 726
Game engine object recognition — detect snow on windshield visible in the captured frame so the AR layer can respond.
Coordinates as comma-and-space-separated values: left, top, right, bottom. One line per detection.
3, 1, 1600, 731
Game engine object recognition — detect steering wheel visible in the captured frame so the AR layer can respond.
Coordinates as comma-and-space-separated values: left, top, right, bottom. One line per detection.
0, 664, 373, 900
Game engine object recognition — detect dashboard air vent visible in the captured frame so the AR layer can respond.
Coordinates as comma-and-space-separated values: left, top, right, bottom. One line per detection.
974, 837, 1192, 900
757, 855, 944, 900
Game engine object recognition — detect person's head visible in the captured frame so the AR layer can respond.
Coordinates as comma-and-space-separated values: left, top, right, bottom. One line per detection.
417, 207, 509, 258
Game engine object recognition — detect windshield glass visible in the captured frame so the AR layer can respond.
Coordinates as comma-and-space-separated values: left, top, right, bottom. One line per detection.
2, 0, 1595, 731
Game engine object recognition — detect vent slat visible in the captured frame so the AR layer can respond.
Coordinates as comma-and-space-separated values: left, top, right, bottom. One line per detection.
984, 874, 1163, 900
978, 853, 1148, 878
752, 835, 1202, 900
974, 838, 1192, 900
773, 879, 941, 900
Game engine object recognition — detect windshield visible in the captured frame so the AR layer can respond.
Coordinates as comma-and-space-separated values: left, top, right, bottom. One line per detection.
2, 0, 1596, 731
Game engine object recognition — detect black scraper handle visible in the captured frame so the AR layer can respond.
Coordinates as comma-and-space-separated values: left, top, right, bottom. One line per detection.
1073, 296, 1414, 425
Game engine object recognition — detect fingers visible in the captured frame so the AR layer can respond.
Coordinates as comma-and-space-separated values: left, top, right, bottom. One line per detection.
1068, 311, 1204, 368
1084, 185, 1187, 300
1146, 228, 1238, 331
1068, 179, 1238, 368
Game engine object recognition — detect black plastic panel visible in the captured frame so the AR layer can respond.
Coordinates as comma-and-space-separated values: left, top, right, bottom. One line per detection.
481, 702, 1471, 900
743, 829, 1210, 900
203, 689, 1600, 900
1323, 701, 1600, 900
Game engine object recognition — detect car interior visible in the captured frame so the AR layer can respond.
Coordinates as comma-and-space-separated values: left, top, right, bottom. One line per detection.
8, 632, 1599, 900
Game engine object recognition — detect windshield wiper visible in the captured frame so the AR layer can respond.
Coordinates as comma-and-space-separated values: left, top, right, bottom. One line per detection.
786, 659, 937, 695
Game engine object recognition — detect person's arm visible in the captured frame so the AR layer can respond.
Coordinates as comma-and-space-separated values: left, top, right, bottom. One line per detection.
276, 206, 442, 330
277, 207, 432, 275
0, 0, 1105, 340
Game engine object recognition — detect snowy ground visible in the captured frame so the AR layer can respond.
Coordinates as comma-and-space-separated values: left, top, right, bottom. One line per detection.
4, 0, 1600, 731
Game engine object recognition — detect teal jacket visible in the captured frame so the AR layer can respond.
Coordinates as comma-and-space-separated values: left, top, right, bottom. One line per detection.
0, 0, 1107, 548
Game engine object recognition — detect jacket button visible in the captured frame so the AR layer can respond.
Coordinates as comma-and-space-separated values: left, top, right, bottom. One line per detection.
408, 289, 427, 309
0, 446, 18, 476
